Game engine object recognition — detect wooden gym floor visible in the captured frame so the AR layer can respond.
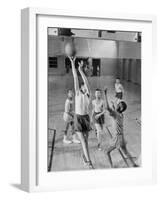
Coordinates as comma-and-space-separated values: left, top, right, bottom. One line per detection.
48, 75, 141, 172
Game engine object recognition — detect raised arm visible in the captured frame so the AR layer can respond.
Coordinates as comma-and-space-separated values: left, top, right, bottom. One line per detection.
104, 88, 114, 114
91, 101, 95, 121
78, 61, 91, 95
111, 101, 116, 110
68, 57, 79, 94
104, 88, 110, 110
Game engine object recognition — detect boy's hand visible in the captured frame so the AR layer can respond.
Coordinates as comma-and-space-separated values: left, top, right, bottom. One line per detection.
68, 56, 76, 64
95, 114, 99, 120
78, 61, 83, 71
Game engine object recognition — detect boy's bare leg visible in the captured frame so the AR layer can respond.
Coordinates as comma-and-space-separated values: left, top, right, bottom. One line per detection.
84, 133, 91, 160
63, 122, 72, 144
64, 122, 69, 134
71, 123, 80, 144
118, 148, 129, 167
95, 124, 101, 148
121, 145, 138, 167
84, 132, 94, 169
97, 132, 101, 146
106, 145, 116, 168
77, 131, 92, 165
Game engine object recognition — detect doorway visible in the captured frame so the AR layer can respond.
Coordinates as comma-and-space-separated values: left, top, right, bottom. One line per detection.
92, 58, 101, 76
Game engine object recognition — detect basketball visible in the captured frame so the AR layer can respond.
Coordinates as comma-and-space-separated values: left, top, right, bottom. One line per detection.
64, 42, 76, 57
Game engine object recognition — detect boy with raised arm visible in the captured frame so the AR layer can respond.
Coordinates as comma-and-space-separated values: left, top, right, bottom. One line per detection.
69, 58, 94, 169
104, 88, 138, 168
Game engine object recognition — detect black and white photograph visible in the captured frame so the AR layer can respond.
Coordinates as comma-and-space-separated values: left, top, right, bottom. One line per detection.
47, 27, 141, 172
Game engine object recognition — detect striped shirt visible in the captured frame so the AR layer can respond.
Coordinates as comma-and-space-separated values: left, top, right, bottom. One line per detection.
108, 108, 124, 136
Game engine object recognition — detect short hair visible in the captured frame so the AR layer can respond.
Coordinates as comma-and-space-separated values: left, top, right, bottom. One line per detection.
116, 77, 120, 80
67, 89, 73, 93
119, 101, 127, 112
95, 88, 101, 92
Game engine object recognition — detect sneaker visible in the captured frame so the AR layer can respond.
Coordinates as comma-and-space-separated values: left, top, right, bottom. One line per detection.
133, 164, 139, 167
81, 155, 94, 169
87, 161, 94, 169
63, 138, 72, 144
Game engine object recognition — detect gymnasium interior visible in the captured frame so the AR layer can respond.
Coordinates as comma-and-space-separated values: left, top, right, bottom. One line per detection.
48, 28, 141, 172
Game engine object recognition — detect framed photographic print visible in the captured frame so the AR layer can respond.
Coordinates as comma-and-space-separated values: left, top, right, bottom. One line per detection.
21, 7, 156, 192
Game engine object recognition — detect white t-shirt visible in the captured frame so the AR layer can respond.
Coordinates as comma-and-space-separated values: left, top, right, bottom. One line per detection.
75, 91, 90, 115
115, 83, 123, 93
92, 99, 105, 113
64, 98, 73, 113
63, 98, 73, 122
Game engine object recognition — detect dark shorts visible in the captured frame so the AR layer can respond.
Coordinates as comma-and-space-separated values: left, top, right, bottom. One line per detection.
65, 120, 74, 126
115, 92, 123, 99
93, 112, 105, 125
75, 114, 91, 133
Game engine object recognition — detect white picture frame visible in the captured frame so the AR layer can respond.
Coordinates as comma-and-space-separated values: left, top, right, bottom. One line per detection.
21, 7, 157, 192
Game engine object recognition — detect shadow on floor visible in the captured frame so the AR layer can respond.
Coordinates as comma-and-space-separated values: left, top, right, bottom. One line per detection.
10, 183, 24, 192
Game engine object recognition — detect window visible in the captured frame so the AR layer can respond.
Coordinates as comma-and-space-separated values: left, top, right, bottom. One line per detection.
48, 57, 58, 68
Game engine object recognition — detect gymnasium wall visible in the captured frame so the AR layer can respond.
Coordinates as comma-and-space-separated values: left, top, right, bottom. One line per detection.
48, 36, 118, 58
101, 58, 117, 76
74, 38, 117, 58
48, 56, 118, 76
117, 41, 141, 85
118, 41, 141, 59
48, 36, 141, 85
48, 36, 118, 76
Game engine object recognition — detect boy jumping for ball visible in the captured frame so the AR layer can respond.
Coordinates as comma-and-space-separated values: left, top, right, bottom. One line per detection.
69, 57, 94, 169
104, 88, 138, 168
63, 89, 80, 144
92, 89, 106, 150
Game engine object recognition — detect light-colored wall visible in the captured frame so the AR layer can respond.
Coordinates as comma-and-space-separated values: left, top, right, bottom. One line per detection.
101, 31, 137, 42
117, 41, 141, 85
48, 37, 62, 56
48, 37, 119, 76
117, 58, 141, 85
48, 36, 141, 59
101, 58, 117, 76
48, 37, 118, 58
74, 38, 117, 58
118, 41, 141, 59
48, 37, 141, 79
48, 56, 118, 76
